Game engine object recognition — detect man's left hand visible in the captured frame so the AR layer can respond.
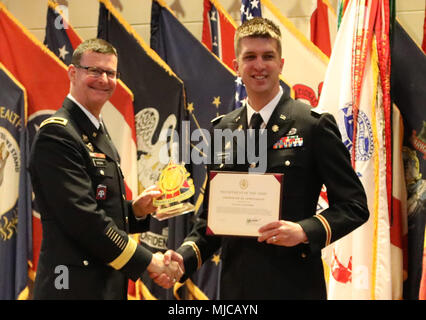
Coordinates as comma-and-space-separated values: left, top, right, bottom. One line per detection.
257, 220, 308, 247
132, 185, 162, 218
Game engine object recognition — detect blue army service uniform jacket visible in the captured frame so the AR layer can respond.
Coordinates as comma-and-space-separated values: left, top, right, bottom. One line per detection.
29, 98, 152, 299
177, 91, 369, 299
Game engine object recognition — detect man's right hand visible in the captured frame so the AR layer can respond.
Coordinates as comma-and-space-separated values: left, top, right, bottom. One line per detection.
147, 252, 184, 289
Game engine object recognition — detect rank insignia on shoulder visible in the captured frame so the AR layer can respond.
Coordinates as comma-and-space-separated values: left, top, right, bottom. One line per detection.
211, 115, 225, 125
40, 117, 68, 128
96, 184, 107, 200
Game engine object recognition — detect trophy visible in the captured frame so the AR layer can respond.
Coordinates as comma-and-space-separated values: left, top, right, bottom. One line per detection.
152, 161, 195, 221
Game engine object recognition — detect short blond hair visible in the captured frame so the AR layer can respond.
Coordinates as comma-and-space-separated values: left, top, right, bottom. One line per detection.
234, 17, 282, 57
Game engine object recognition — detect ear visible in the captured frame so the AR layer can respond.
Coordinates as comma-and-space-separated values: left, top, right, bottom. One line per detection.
280, 58, 284, 72
233, 58, 240, 77
68, 64, 76, 82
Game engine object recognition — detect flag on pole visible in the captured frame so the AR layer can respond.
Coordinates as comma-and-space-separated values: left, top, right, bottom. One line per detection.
310, 0, 338, 57
0, 3, 70, 293
97, 0, 188, 300
391, 20, 426, 300
202, 0, 237, 70
318, 0, 396, 299
0, 61, 31, 300
151, 0, 237, 299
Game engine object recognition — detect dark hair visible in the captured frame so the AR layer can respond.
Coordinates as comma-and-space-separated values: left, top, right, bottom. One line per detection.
71, 38, 117, 65
234, 17, 282, 57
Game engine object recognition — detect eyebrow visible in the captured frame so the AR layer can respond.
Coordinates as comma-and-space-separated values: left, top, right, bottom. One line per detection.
242, 50, 276, 56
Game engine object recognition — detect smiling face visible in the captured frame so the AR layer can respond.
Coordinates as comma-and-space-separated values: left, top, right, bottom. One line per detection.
68, 50, 117, 117
233, 36, 284, 110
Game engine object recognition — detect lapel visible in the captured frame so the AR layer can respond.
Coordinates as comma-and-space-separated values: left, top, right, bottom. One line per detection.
265, 93, 295, 149
227, 107, 247, 157
62, 98, 118, 161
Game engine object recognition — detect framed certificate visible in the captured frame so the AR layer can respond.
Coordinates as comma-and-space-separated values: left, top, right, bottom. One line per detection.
206, 171, 283, 237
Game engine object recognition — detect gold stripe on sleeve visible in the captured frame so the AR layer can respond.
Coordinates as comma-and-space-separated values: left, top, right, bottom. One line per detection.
108, 236, 137, 270
182, 241, 202, 270
314, 214, 332, 247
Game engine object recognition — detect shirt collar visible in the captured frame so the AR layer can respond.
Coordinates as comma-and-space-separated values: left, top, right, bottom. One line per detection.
67, 93, 102, 130
246, 86, 283, 128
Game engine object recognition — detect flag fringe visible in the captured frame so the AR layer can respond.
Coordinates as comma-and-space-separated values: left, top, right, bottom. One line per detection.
0, 3, 68, 72
369, 40, 380, 300
98, 0, 183, 84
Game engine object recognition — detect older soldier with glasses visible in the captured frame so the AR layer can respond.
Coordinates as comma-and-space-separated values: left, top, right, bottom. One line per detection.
29, 38, 182, 299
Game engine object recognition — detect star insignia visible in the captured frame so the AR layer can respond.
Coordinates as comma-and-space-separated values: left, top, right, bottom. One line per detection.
211, 253, 221, 266
187, 102, 194, 113
212, 96, 221, 109
251, 0, 260, 9
58, 45, 69, 61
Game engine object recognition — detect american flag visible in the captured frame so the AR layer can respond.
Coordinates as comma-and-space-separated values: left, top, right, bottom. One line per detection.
235, 0, 263, 109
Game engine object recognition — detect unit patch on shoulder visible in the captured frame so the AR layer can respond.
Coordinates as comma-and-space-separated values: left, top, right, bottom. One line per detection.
40, 117, 68, 128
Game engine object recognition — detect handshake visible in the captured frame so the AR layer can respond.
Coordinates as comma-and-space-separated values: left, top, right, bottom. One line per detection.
146, 250, 184, 289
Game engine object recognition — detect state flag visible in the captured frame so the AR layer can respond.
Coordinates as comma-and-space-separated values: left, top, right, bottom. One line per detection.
0, 61, 31, 300
0, 3, 70, 292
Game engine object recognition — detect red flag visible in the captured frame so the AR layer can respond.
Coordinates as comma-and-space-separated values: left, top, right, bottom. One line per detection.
310, 0, 332, 57
202, 0, 237, 70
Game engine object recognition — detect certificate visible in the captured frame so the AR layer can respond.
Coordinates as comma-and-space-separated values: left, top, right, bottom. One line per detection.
206, 171, 283, 237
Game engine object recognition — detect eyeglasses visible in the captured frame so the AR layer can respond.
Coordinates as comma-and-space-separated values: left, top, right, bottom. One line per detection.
74, 64, 120, 79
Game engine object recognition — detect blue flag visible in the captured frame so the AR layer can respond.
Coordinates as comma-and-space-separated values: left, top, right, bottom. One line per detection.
97, 0, 188, 300
391, 21, 426, 300
44, 3, 74, 65
0, 63, 31, 300
151, 0, 237, 299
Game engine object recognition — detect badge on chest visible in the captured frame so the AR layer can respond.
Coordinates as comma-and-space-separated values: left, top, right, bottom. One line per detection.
90, 152, 107, 167
96, 184, 107, 200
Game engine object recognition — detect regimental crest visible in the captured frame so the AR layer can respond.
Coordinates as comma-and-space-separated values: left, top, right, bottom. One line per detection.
410, 121, 426, 159
340, 104, 374, 161
154, 162, 195, 206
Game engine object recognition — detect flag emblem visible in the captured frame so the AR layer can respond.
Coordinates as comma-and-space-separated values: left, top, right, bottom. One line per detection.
340, 105, 374, 161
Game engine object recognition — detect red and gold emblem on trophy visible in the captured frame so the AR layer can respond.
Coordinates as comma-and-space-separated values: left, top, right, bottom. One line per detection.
152, 162, 195, 220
